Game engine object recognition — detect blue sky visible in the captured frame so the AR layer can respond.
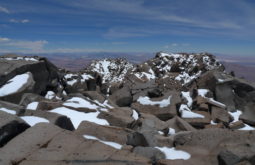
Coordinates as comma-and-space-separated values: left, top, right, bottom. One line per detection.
0, 0, 255, 55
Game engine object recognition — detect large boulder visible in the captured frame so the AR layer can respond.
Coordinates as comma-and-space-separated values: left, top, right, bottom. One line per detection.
215, 83, 236, 111
75, 121, 133, 145
239, 102, 255, 126
0, 55, 63, 102
1, 55, 61, 90
98, 107, 135, 128
211, 106, 233, 124
133, 146, 165, 162
173, 129, 255, 165
0, 123, 151, 165
0, 123, 64, 163
0, 111, 30, 147
131, 91, 180, 121
109, 86, 132, 107
0, 72, 35, 103
82, 90, 106, 103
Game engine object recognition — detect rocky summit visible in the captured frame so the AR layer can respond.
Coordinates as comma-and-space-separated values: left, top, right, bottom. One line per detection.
0, 52, 255, 165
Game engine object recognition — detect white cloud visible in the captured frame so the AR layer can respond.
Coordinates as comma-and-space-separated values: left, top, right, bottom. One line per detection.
0, 37, 10, 42
66, 0, 244, 30
10, 19, 30, 23
6, 40, 48, 51
0, 38, 108, 53
0, 6, 10, 14
164, 43, 190, 49
0, 38, 48, 52
21, 19, 30, 23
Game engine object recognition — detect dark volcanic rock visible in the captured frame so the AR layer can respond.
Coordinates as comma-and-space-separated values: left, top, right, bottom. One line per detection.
0, 111, 30, 147
109, 86, 132, 107
218, 150, 241, 165
211, 106, 233, 124
127, 132, 149, 147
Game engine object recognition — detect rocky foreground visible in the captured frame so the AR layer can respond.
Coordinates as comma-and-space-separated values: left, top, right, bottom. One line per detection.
0, 52, 255, 165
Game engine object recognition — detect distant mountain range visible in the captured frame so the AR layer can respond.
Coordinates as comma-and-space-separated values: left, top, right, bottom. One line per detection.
1, 52, 254, 82
216, 54, 255, 82
45, 52, 255, 83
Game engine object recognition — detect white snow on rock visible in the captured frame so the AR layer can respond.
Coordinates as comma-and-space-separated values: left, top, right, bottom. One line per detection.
66, 79, 77, 86
137, 96, 171, 108
0, 107, 16, 115
50, 107, 109, 129
228, 110, 255, 130
238, 124, 255, 131
45, 91, 56, 100
179, 104, 204, 118
20, 116, 49, 126
208, 98, 226, 108
210, 120, 218, 125
64, 73, 93, 85
228, 110, 242, 123
198, 89, 209, 97
175, 71, 201, 85
26, 102, 39, 110
168, 128, 176, 135
83, 135, 122, 149
3, 57, 38, 62
63, 97, 99, 109
155, 147, 191, 160
64, 73, 77, 79
132, 109, 139, 120
0, 72, 31, 97
64, 73, 79, 86
93, 100, 114, 111
89, 58, 133, 83
181, 91, 193, 107
134, 69, 156, 80
81, 73, 93, 82
218, 79, 225, 83
156, 52, 221, 85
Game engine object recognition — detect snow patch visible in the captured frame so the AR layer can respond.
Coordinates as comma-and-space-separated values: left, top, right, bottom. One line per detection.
137, 96, 171, 108
83, 135, 122, 149
228, 110, 255, 130
198, 89, 209, 97
63, 97, 99, 110
132, 109, 139, 120
3, 57, 38, 62
155, 147, 191, 160
90, 59, 133, 83
26, 102, 38, 110
175, 71, 201, 85
168, 128, 176, 135
179, 104, 204, 118
228, 110, 242, 123
238, 124, 255, 131
50, 107, 109, 129
134, 69, 156, 80
181, 91, 192, 107
0, 72, 31, 97
0, 107, 16, 115
67, 79, 77, 86
45, 91, 56, 100
21, 116, 49, 126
